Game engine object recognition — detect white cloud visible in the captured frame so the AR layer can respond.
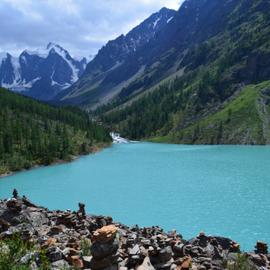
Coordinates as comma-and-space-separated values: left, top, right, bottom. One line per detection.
0, 0, 184, 57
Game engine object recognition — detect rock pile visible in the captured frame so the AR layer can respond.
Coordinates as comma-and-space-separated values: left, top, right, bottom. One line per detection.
0, 194, 269, 269
90, 225, 120, 269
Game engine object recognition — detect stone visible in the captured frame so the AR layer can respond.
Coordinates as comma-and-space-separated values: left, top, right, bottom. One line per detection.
83, 256, 93, 268
159, 246, 173, 262
63, 247, 79, 257
180, 257, 192, 270
6, 199, 22, 212
20, 252, 35, 264
91, 237, 119, 259
12, 189, 18, 199
155, 258, 174, 269
91, 254, 118, 270
78, 202, 86, 217
249, 254, 267, 267
255, 241, 268, 254
229, 241, 240, 253
51, 260, 69, 269
49, 225, 64, 235
129, 244, 140, 255
137, 256, 155, 270
43, 237, 57, 247
0, 218, 10, 232
70, 255, 84, 268
174, 242, 184, 256
92, 225, 118, 243
46, 246, 63, 262
141, 239, 151, 246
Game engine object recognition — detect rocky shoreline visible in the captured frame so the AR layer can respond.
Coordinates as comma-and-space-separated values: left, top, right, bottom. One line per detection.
0, 194, 269, 270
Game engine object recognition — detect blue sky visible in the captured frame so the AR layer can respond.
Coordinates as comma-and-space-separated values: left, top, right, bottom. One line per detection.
0, 0, 183, 58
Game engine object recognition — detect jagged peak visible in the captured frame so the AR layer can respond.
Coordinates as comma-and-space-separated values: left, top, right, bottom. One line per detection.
46, 42, 64, 51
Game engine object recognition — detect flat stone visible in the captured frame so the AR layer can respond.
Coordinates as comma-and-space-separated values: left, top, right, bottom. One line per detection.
129, 244, 140, 255
92, 225, 118, 243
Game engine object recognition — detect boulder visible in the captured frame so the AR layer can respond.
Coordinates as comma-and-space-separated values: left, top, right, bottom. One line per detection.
91, 238, 119, 259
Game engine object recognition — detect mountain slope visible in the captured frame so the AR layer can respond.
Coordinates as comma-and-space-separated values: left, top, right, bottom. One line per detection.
97, 0, 270, 144
152, 81, 270, 144
0, 43, 87, 101
59, 7, 177, 108
0, 87, 111, 175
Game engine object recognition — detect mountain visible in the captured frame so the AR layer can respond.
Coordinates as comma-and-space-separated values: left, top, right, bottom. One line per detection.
0, 87, 111, 175
0, 43, 87, 101
59, 7, 177, 108
91, 0, 270, 145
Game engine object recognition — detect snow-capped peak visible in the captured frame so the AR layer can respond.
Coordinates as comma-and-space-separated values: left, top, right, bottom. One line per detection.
47, 43, 79, 83
0, 44, 88, 100
22, 48, 49, 58
46, 42, 64, 51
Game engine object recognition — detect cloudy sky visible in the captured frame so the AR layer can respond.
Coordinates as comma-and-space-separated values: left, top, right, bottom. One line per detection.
0, 0, 184, 58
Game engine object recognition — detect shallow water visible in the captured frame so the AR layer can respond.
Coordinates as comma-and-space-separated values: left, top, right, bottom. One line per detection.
1, 143, 270, 250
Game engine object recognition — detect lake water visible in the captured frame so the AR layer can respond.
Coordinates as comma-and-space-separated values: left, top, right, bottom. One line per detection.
0, 143, 270, 250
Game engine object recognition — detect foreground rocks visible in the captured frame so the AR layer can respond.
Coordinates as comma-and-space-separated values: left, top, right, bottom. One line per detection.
0, 195, 269, 270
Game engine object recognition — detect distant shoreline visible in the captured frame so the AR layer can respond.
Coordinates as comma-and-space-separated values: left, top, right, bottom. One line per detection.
0, 142, 111, 179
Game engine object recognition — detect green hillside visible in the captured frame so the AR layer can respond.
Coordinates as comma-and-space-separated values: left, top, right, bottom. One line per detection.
0, 88, 111, 175
97, 0, 270, 145
153, 81, 270, 144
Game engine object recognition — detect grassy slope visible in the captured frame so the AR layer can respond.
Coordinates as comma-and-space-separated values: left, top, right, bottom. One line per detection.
152, 81, 270, 145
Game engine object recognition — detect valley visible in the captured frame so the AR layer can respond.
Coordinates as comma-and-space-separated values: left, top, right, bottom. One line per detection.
0, 0, 270, 269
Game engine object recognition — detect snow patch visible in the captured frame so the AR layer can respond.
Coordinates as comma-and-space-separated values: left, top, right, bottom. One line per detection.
23, 49, 49, 58
2, 77, 41, 92
167, 16, 174, 23
11, 56, 21, 84
153, 17, 161, 29
51, 70, 71, 89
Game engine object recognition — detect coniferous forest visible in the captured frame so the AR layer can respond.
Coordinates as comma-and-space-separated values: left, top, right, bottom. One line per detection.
0, 87, 111, 175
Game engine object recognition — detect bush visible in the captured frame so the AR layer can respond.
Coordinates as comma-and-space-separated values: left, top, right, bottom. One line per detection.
227, 254, 255, 270
0, 234, 50, 270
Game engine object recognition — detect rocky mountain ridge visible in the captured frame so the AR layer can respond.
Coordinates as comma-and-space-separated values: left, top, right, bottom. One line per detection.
0, 43, 87, 101
59, 7, 177, 108
0, 194, 269, 269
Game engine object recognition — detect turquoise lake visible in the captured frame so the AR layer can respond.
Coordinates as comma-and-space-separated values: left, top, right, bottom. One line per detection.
0, 143, 270, 250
